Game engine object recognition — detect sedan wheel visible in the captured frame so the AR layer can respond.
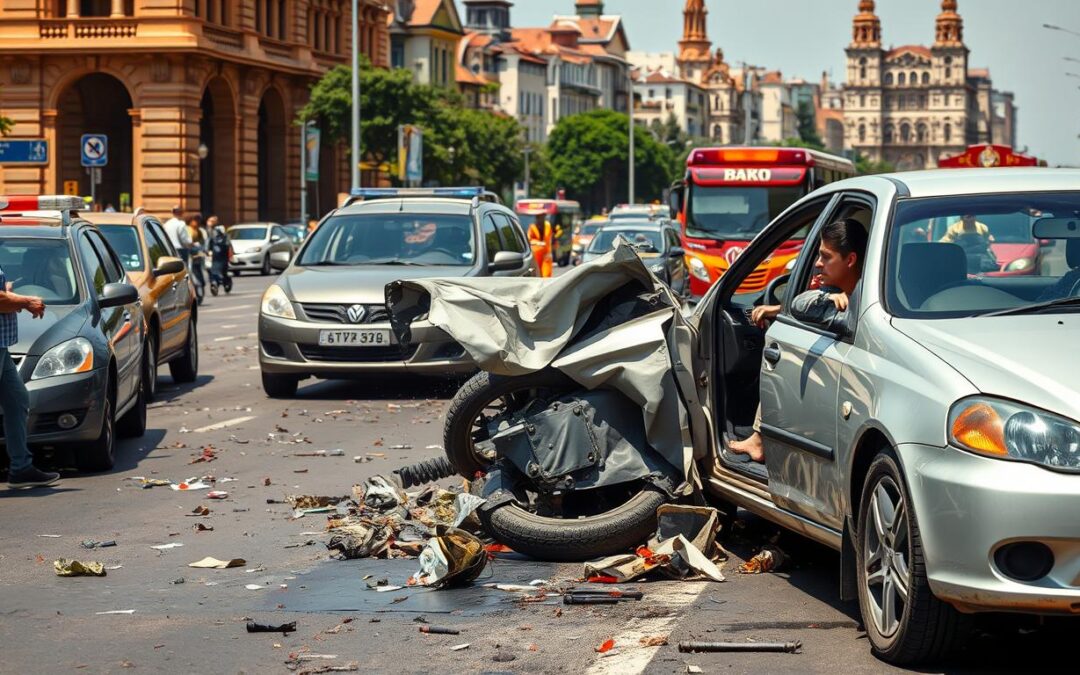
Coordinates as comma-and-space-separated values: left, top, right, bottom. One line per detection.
863, 475, 911, 640
261, 255, 272, 276
144, 335, 158, 401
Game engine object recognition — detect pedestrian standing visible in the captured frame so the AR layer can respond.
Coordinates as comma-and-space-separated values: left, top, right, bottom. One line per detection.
208, 221, 233, 296
187, 216, 207, 305
164, 205, 192, 265
0, 272, 60, 489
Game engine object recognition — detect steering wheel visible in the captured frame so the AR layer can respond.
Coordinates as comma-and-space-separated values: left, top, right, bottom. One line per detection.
1069, 276, 1080, 298
764, 273, 791, 306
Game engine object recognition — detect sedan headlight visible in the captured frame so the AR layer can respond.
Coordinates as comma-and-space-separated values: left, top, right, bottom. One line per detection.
949, 397, 1080, 471
1005, 257, 1035, 272
250, 246, 264, 254
32, 337, 94, 380
687, 256, 710, 282
261, 284, 296, 320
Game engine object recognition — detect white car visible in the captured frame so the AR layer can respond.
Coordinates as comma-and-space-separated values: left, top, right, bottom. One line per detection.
227, 223, 295, 275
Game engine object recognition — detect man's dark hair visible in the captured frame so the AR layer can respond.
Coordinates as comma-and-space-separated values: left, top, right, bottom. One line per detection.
821, 218, 869, 266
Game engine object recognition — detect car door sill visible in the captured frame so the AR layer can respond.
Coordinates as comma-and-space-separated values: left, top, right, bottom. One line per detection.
706, 475, 843, 551
760, 423, 836, 461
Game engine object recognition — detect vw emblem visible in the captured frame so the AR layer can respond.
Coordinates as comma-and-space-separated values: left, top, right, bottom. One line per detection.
724, 247, 745, 265
346, 304, 367, 323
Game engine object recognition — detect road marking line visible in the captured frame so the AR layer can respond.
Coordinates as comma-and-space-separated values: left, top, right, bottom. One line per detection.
213, 336, 238, 342
192, 416, 255, 433
221, 324, 238, 329
584, 584, 708, 675
201, 306, 252, 314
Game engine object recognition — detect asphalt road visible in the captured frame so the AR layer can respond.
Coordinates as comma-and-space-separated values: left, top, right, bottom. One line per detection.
0, 270, 1073, 674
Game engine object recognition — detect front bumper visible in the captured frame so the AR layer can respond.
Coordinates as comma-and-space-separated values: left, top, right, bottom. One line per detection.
900, 443, 1080, 615
0, 366, 107, 446
258, 314, 475, 377
229, 251, 264, 270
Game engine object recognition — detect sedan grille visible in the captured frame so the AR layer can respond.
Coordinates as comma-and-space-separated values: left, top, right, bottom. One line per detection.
299, 344, 418, 363
299, 303, 390, 325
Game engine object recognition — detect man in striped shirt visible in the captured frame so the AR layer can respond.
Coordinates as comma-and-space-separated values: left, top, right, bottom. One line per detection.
0, 265, 60, 489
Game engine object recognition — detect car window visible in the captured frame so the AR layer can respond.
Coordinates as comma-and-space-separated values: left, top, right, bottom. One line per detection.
146, 220, 177, 260
491, 213, 525, 254
78, 233, 109, 296
230, 227, 268, 241
299, 212, 476, 267
483, 214, 502, 259
99, 226, 144, 272
0, 237, 80, 304
87, 230, 125, 284
666, 229, 681, 249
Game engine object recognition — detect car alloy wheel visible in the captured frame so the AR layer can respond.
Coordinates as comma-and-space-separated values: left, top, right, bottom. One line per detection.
145, 335, 158, 400
863, 475, 911, 640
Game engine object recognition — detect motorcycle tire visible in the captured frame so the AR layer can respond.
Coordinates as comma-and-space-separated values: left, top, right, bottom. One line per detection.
480, 485, 668, 562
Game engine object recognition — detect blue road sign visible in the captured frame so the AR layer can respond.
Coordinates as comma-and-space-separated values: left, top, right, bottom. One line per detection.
81, 134, 108, 167
0, 139, 49, 165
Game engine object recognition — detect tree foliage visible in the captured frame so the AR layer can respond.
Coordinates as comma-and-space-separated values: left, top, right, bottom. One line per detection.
298, 63, 523, 194
796, 100, 824, 148
854, 152, 896, 175
541, 109, 677, 213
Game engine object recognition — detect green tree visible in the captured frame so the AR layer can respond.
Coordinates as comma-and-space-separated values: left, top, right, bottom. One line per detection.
796, 100, 824, 148
854, 152, 896, 175
543, 109, 677, 213
779, 136, 826, 152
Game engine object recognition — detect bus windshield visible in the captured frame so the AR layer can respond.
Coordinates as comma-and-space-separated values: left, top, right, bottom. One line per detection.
686, 185, 803, 240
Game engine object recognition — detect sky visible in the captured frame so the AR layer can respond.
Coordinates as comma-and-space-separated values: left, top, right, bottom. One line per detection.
457, 0, 1080, 166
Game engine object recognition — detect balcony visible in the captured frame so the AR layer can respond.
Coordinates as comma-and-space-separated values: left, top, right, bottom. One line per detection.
39, 18, 137, 40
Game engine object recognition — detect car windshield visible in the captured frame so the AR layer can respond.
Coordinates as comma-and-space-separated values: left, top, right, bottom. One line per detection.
299, 213, 476, 267
580, 222, 604, 235
0, 238, 80, 304
229, 227, 267, 241
99, 226, 144, 271
887, 192, 1080, 318
588, 228, 664, 253
687, 185, 803, 240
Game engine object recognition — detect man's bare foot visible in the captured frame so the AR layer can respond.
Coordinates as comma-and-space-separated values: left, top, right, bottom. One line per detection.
728, 433, 766, 463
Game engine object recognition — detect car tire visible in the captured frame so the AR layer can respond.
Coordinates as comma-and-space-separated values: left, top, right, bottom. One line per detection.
260, 255, 271, 276
262, 371, 299, 398
856, 449, 970, 665
118, 364, 147, 439
169, 319, 199, 384
77, 394, 115, 473
144, 333, 158, 402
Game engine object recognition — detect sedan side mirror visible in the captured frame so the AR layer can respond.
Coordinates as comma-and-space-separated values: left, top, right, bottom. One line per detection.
270, 235, 282, 243
100, 282, 139, 309
152, 256, 185, 277
669, 246, 685, 258
489, 250, 523, 272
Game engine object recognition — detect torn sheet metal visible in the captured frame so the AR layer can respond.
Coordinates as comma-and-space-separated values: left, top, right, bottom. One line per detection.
388, 243, 707, 486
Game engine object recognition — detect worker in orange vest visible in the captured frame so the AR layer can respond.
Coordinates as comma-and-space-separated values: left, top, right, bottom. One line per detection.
528, 214, 554, 278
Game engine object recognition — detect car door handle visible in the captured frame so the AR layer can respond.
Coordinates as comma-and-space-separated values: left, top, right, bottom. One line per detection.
763, 343, 782, 365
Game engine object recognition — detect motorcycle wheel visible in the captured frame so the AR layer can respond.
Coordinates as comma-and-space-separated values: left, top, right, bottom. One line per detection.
445, 369, 671, 561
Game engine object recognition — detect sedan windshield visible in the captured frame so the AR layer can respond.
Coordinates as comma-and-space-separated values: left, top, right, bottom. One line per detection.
299, 213, 475, 267
887, 192, 1080, 318
0, 238, 80, 304
229, 227, 267, 241
589, 228, 664, 253
99, 226, 144, 271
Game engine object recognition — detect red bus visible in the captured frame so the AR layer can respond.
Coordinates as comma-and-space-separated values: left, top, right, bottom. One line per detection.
669, 147, 855, 297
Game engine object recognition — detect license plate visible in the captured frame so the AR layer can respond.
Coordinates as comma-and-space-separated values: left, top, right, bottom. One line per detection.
317, 329, 390, 347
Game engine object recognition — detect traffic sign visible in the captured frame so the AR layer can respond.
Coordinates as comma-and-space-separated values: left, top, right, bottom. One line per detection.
0, 139, 48, 165
81, 133, 108, 167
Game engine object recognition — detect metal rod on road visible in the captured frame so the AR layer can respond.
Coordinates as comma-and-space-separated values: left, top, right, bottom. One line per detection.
678, 641, 802, 654
351, 0, 360, 191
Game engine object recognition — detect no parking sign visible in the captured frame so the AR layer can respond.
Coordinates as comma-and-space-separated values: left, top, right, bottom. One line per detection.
81, 134, 108, 167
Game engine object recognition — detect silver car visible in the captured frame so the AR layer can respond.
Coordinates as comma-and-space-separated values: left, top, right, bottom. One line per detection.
227, 223, 295, 276
258, 189, 536, 397
693, 168, 1080, 664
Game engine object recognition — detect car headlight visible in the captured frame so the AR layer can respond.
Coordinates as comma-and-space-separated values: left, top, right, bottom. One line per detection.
949, 397, 1080, 471
1005, 257, 1035, 272
261, 285, 296, 320
31, 337, 94, 380
687, 256, 710, 282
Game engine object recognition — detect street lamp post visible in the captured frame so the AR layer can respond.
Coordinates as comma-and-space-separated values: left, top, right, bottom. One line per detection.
300, 120, 310, 225
628, 69, 635, 205
351, 0, 360, 191
1044, 23, 1080, 38
523, 145, 532, 199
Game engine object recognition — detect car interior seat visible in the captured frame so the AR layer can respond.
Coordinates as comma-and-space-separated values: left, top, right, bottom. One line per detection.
898, 242, 967, 310
433, 227, 469, 255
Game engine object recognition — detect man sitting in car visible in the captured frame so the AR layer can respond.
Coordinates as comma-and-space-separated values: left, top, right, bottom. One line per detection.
728, 218, 869, 462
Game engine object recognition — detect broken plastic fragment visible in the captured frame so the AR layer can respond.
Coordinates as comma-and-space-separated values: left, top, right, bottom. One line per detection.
54, 559, 106, 577
596, 639, 615, 653
188, 557, 246, 569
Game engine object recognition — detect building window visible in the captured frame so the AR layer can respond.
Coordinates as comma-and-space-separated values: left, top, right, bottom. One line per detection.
884, 72, 894, 85
860, 94, 866, 107
921, 72, 930, 85
945, 67, 952, 80
900, 123, 911, 144
916, 123, 927, 143
391, 38, 405, 69
858, 124, 866, 142
897, 72, 906, 86
884, 124, 895, 144
910, 71, 918, 86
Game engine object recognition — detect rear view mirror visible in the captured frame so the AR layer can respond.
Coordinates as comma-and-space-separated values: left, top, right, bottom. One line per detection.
489, 250, 522, 272
1032, 217, 1080, 240
669, 246, 685, 258
668, 182, 684, 216
153, 256, 184, 277
270, 235, 282, 243
100, 282, 138, 309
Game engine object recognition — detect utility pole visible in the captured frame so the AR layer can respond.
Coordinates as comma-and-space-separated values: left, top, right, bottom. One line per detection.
628, 69, 635, 204
350, 0, 360, 190
300, 120, 309, 224
523, 145, 532, 199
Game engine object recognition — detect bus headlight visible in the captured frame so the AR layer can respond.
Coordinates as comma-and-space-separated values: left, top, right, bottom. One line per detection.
687, 256, 710, 282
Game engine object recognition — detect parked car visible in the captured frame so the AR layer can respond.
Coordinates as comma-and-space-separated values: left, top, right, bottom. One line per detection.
609, 203, 672, 220
281, 222, 307, 246
227, 223, 295, 276
0, 196, 146, 472
85, 212, 200, 400
691, 168, 1080, 664
258, 187, 537, 398
571, 218, 606, 265
923, 212, 1046, 276
582, 220, 688, 295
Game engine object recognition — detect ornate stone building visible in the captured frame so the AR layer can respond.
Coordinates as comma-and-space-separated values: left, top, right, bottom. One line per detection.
842, 0, 1015, 170
0, 0, 392, 222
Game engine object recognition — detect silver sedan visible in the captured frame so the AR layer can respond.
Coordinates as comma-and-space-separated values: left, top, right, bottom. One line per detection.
692, 168, 1080, 665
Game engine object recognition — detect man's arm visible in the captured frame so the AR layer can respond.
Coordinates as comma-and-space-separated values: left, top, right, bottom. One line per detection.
0, 289, 45, 318
790, 289, 844, 330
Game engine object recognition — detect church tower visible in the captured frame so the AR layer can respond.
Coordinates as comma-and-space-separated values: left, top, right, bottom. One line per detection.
844, 0, 885, 160
931, 0, 971, 154
677, 0, 713, 83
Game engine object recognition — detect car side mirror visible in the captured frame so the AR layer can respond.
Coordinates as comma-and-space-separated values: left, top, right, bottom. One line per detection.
489, 250, 522, 272
668, 182, 684, 216
100, 282, 139, 309
669, 246, 685, 258
270, 235, 282, 243
153, 256, 184, 277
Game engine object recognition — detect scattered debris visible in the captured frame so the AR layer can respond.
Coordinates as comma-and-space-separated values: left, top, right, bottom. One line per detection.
246, 621, 297, 634
449, 644, 470, 652
492, 651, 516, 663
678, 641, 802, 654
170, 479, 210, 491
129, 476, 172, 489
245, 584, 265, 591
36, 534, 62, 538
193, 523, 214, 533
419, 626, 460, 635
54, 559, 106, 577
170, 578, 185, 585
150, 543, 184, 551
80, 540, 117, 549
190, 447, 217, 464
188, 505, 211, 517
95, 610, 136, 615
639, 636, 669, 647
286, 495, 347, 510
596, 639, 616, 654
686, 666, 703, 674
207, 491, 229, 500
738, 546, 787, 575
298, 664, 358, 675
188, 557, 246, 569
584, 535, 725, 584
411, 527, 487, 588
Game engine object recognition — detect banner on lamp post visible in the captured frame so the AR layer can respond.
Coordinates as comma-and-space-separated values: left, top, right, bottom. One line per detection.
398, 125, 423, 185
304, 126, 321, 182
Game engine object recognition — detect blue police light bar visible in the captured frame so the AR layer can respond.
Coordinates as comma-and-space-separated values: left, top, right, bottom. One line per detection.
349, 187, 486, 200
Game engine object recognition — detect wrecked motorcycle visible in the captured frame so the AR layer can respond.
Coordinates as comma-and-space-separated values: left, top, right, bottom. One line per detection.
388, 243, 711, 561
